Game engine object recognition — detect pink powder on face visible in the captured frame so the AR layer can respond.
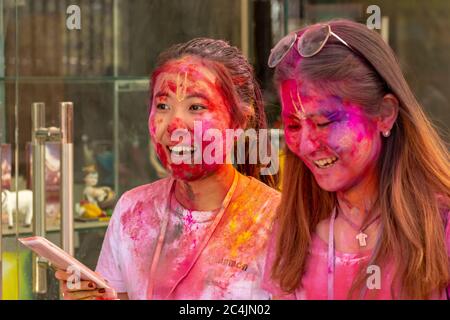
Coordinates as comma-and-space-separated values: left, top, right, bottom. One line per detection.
148, 57, 235, 182
280, 79, 382, 192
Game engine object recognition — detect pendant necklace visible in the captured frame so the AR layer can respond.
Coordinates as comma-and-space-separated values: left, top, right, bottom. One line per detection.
338, 208, 380, 247
327, 207, 383, 300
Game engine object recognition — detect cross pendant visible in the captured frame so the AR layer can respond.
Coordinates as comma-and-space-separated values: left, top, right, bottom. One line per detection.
356, 232, 368, 247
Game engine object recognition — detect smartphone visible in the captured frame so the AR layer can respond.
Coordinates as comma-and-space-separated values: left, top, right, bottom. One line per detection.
19, 236, 111, 289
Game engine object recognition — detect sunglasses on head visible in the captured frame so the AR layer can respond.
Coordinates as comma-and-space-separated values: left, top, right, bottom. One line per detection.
268, 24, 355, 68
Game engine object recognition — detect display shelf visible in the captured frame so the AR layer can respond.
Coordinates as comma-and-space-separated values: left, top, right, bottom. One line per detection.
1, 219, 109, 237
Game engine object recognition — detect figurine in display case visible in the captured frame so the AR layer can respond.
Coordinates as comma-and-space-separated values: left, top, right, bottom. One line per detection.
76, 165, 116, 220
1, 189, 33, 229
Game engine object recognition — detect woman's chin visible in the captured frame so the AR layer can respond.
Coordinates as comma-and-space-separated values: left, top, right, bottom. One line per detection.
314, 178, 347, 193
170, 163, 220, 182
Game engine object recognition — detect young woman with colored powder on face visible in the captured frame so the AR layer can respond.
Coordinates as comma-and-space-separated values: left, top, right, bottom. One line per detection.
262, 20, 450, 299
56, 38, 280, 300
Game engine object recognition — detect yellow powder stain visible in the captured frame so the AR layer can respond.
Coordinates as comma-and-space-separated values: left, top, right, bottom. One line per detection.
227, 201, 246, 232
229, 230, 253, 258
229, 216, 238, 232
237, 230, 252, 245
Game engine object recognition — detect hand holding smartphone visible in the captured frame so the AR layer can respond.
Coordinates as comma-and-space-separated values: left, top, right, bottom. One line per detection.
19, 236, 111, 289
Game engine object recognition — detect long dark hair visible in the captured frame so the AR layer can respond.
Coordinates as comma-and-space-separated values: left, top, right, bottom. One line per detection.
149, 38, 279, 188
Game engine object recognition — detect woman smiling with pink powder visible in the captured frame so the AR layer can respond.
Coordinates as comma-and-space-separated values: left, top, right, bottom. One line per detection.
263, 20, 450, 299
56, 39, 280, 300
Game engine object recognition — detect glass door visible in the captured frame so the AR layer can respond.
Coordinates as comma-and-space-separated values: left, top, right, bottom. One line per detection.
0, 0, 152, 300
1, 0, 255, 300
1, 0, 24, 300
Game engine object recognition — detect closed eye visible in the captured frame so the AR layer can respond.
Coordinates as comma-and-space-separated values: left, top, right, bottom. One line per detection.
286, 123, 301, 130
317, 120, 334, 128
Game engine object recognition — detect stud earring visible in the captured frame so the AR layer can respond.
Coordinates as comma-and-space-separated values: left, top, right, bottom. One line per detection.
382, 130, 391, 137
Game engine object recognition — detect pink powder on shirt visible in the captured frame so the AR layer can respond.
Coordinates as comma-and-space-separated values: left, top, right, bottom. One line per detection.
96, 177, 281, 299
262, 210, 450, 300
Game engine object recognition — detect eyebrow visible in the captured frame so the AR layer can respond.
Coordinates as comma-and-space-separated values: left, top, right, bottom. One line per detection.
155, 91, 169, 98
320, 110, 340, 119
154, 91, 210, 101
185, 93, 210, 100
283, 109, 339, 120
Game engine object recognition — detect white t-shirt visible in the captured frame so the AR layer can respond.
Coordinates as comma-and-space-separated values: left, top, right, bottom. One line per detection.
96, 177, 280, 300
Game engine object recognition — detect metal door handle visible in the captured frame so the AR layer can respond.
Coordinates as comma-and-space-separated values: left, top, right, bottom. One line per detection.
32, 102, 48, 294
31, 102, 74, 295
60, 102, 74, 256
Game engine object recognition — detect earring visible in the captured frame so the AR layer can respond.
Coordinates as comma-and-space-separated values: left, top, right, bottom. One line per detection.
382, 130, 391, 137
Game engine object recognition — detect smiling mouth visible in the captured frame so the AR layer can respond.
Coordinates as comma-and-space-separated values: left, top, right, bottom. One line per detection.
167, 145, 197, 156
313, 156, 338, 169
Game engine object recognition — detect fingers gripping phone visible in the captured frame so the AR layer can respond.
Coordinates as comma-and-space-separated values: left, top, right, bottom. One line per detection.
19, 236, 111, 289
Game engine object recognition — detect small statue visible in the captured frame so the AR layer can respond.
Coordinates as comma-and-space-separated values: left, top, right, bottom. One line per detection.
81, 134, 95, 166
76, 165, 115, 219
1, 189, 33, 228
1, 158, 12, 188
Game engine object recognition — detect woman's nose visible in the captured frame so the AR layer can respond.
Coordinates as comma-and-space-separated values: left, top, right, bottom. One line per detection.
166, 117, 191, 145
167, 117, 189, 134
166, 117, 190, 142
299, 125, 321, 155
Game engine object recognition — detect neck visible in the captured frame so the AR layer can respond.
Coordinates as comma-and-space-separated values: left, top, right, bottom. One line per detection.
337, 169, 379, 225
174, 164, 236, 211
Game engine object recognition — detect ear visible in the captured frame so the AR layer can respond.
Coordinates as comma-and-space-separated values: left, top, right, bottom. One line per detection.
377, 93, 399, 136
